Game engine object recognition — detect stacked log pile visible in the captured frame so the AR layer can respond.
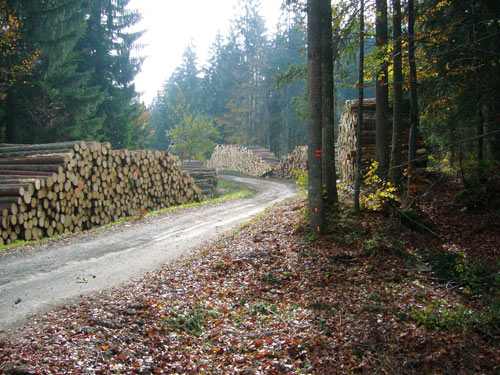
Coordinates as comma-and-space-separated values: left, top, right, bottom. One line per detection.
245, 146, 280, 169
181, 160, 218, 198
0, 142, 202, 245
337, 98, 427, 182
208, 145, 278, 177
274, 146, 308, 179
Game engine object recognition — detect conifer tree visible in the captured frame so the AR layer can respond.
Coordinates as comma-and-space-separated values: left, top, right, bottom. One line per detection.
2, 0, 98, 143
78, 0, 144, 148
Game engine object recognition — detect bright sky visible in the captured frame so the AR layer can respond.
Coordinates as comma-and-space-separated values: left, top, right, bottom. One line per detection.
128, 0, 285, 105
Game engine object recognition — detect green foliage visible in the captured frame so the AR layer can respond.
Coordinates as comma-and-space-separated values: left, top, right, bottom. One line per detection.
419, 0, 500, 165
363, 233, 381, 253
167, 110, 219, 161
0, 1, 39, 95
410, 300, 484, 331
1, 0, 144, 147
361, 162, 400, 212
164, 305, 218, 336
291, 169, 308, 191
428, 249, 499, 294
248, 301, 280, 316
148, 3, 308, 156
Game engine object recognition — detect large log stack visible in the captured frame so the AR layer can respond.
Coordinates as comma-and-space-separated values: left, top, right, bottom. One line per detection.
337, 98, 427, 182
274, 146, 308, 180
181, 160, 218, 198
0, 142, 202, 245
208, 145, 278, 178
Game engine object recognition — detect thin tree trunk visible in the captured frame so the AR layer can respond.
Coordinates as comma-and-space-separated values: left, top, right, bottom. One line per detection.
472, 5, 484, 179
486, 97, 500, 161
354, 0, 365, 213
389, 0, 403, 184
286, 86, 291, 153
307, 0, 325, 234
375, 0, 390, 177
321, 0, 338, 206
408, 0, 419, 171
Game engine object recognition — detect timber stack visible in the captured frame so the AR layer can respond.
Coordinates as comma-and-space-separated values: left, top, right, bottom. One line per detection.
0, 142, 202, 245
208, 144, 278, 177
181, 160, 218, 198
337, 98, 427, 182
274, 145, 308, 179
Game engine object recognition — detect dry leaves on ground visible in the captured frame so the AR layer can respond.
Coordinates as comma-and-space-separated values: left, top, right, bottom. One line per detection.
0, 179, 499, 374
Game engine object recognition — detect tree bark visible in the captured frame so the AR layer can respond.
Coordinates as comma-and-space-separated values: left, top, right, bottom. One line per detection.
354, 0, 365, 213
408, 0, 419, 171
321, 0, 338, 206
307, 0, 325, 234
375, 0, 390, 177
389, 0, 403, 184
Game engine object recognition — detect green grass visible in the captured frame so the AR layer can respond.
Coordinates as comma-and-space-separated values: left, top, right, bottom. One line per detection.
0, 177, 254, 253
149, 177, 254, 216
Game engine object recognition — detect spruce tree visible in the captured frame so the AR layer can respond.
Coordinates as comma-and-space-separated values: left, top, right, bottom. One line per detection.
2, 0, 99, 143
78, 0, 144, 148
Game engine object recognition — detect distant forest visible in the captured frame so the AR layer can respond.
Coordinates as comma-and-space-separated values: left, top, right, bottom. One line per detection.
1, 0, 498, 167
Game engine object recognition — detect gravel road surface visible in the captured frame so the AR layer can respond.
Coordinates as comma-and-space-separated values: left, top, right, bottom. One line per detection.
0, 175, 296, 332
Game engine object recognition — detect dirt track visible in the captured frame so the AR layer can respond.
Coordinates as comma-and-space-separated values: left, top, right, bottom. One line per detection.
0, 175, 297, 332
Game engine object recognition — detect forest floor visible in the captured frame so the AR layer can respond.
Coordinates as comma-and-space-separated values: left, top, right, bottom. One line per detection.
0, 175, 499, 374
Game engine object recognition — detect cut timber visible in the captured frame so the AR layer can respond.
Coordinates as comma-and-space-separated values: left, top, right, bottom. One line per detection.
0, 154, 71, 165
337, 98, 427, 182
274, 146, 308, 180
0, 164, 64, 173
181, 160, 218, 198
0, 142, 202, 244
208, 145, 278, 177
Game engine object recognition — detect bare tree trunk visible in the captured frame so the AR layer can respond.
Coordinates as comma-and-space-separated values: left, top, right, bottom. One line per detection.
321, 0, 338, 206
472, 5, 484, 179
408, 0, 419, 171
354, 0, 365, 213
307, 0, 325, 234
375, 0, 390, 177
486, 97, 500, 161
389, 0, 403, 184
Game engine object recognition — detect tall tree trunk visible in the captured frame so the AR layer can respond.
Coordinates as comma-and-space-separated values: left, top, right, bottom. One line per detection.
321, 0, 338, 206
389, 0, 403, 184
307, 0, 325, 234
286, 85, 291, 153
408, 0, 419, 171
354, 0, 365, 213
472, 4, 484, 179
375, 0, 390, 177
486, 97, 500, 161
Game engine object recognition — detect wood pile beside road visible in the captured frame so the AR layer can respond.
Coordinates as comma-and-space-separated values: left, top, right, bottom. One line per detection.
274, 146, 308, 180
337, 98, 427, 182
0, 142, 202, 245
208, 145, 278, 178
181, 160, 218, 198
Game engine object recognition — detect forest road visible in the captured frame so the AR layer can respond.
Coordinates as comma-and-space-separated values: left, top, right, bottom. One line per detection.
0, 175, 297, 333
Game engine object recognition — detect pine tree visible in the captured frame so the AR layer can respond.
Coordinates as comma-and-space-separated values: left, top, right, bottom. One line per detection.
231, 0, 269, 145
2, 0, 98, 143
268, 8, 307, 155
172, 42, 202, 112
78, 0, 144, 148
